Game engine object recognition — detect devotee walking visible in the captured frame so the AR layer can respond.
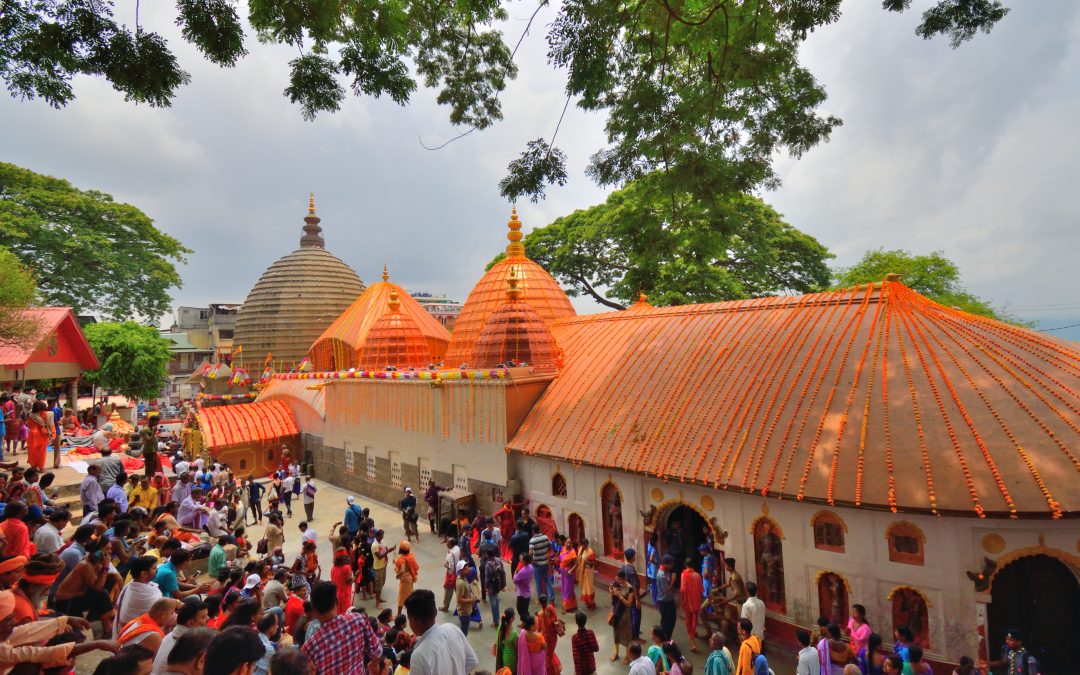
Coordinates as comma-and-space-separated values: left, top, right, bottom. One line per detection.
394, 540, 419, 615
741, 581, 765, 642
681, 557, 705, 651
529, 523, 553, 603
400, 486, 419, 541
514, 553, 535, 619
735, 618, 763, 675
706, 632, 736, 675
610, 570, 635, 664
344, 495, 363, 536
405, 589, 479, 675
302, 477, 317, 521
620, 548, 643, 643
25, 401, 54, 471
482, 546, 506, 628
247, 476, 265, 525
656, 555, 677, 645
572, 610, 600, 675
627, 643, 655, 675
517, 613, 548, 675
577, 538, 597, 610
441, 537, 461, 612
454, 560, 481, 636
796, 628, 822, 675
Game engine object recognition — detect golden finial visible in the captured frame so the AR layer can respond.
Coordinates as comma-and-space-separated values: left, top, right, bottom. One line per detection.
506, 206, 525, 257
382, 264, 389, 283
308, 192, 316, 215
506, 267, 523, 301
388, 289, 401, 312
637, 290, 648, 304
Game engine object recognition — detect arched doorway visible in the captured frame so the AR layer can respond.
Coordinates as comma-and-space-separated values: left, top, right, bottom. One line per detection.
989, 554, 1080, 674
568, 513, 585, 544
655, 503, 712, 586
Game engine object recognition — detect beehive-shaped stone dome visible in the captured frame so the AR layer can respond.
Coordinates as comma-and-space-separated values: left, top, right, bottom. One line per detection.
444, 208, 575, 367
358, 290, 433, 370
470, 269, 560, 370
233, 195, 366, 368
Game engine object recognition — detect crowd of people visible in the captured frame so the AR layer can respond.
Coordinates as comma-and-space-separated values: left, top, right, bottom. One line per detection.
0, 388, 1039, 675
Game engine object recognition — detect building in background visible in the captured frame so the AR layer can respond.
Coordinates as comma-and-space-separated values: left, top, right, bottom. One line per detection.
410, 293, 463, 331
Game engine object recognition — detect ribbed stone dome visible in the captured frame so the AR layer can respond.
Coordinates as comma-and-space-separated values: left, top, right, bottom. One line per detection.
233, 196, 365, 368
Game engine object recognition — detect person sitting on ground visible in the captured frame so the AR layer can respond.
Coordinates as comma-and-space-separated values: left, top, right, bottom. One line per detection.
55, 547, 117, 630
92, 643, 155, 675
158, 626, 215, 675
116, 597, 179, 655
204, 626, 267, 675
0, 587, 119, 670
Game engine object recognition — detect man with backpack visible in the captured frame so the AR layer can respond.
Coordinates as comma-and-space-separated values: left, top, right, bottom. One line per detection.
980, 629, 1040, 675
735, 617, 767, 675
482, 548, 505, 628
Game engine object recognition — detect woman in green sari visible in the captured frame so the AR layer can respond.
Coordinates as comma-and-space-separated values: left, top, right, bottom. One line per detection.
494, 607, 519, 673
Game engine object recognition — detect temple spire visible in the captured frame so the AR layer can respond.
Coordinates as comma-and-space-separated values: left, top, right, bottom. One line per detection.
506, 267, 523, 302
388, 289, 401, 312
505, 206, 525, 257
382, 264, 390, 283
300, 192, 325, 248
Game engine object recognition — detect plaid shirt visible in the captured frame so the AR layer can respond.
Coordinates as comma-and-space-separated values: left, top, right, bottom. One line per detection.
301, 613, 381, 673
571, 628, 599, 674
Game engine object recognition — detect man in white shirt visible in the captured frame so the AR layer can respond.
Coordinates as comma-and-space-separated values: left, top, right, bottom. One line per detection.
152, 597, 209, 674
627, 643, 656, 675
299, 521, 317, 545
34, 509, 69, 554
796, 627, 821, 675
440, 538, 461, 611
205, 502, 231, 539
114, 556, 163, 635
174, 458, 190, 477
740, 580, 766, 641
406, 589, 477, 675
302, 477, 317, 521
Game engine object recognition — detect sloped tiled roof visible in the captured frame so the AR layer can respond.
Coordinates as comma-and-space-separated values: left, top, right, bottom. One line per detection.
508, 281, 1080, 519
199, 399, 299, 449
0, 307, 99, 370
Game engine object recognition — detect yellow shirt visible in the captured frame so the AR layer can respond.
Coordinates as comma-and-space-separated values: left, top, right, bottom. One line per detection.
129, 485, 158, 510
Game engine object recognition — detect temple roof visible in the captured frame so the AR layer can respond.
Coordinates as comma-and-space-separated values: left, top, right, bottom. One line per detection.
309, 267, 450, 370
358, 290, 433, 370
507, 280, 1080, 519
0, 307, 98, 370
470, 269, 560, 369
233, 196, 366, 368
443, 209, 575, 367
199, 399, 298, 448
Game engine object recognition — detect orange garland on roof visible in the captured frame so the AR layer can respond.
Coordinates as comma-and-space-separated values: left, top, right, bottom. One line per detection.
893, 299, 939, 514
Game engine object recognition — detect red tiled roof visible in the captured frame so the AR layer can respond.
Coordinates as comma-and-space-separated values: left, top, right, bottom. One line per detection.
508, 281, 1080, 518
199, 400, 299, 449
0, 308, 99, 370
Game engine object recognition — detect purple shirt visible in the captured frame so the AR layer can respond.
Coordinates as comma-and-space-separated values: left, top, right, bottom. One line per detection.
514, 563, 534, 598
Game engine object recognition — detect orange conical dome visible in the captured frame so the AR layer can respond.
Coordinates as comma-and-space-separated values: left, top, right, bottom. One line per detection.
471, 269, 560, 370
358, 290, 433, 370
309, 266, 450, 370
444, 208, 575, 367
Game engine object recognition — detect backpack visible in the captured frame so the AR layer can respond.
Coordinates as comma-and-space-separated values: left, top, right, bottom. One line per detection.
487, 559, 506, 593
752, 652, 769, 675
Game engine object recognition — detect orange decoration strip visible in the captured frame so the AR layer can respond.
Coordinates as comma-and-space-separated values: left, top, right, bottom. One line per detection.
892, 297, 939, 514
855, 305, 887, 507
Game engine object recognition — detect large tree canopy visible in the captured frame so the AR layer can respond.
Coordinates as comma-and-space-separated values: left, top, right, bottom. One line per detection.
83, 322, 171, 400
0, 245, 40, 346
496, 175, 833, 309
0, 163, 190, 322
833, 248, 1011, 321
1, 0, 1009, 209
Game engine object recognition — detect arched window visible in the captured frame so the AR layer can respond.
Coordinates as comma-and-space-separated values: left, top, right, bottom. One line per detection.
886, 521, 925, 565
890, 586, 931, 649
817, 572, 849, 626
551, 472, 568, 497
752, 517, 786, 613
600, 482, 624, 558
239, 458, 248, 470
568, 513, 585, 544
812, 511, 846, 553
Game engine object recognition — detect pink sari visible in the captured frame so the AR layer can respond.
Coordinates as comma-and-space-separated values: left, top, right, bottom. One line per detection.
517, 629, 547, 675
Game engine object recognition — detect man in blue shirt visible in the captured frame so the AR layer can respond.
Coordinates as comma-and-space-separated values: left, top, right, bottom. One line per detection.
344, 496, 363, 536
154, 550, 208, 599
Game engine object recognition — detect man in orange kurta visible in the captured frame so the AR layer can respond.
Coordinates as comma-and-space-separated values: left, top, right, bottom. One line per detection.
680, 563, 705, 652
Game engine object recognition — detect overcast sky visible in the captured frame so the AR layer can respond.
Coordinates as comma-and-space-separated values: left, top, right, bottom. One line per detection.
3, 1, 1079, 341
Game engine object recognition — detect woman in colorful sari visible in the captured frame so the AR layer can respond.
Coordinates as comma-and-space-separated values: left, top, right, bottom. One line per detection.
25, 402, 53, 471
576, 539, 597, 609
494, 608, 519, 674
516, 613, 548, 675
536, 595, 562, 674
557, 536, 577, 613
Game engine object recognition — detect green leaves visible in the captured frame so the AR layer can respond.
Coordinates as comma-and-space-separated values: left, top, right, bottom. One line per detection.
499, 139, 568, 203
503, 174, 833, 309
286, 53, 345, 120
176, 0, 248, 66
0, 246, 41, 346
0, 162, 191, 323
83, 322, 173, 399
884, 0, 1010, 48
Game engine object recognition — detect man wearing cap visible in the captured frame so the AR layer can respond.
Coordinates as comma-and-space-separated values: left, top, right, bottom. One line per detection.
980, 628, 1040, 675
0, 589, 119, 668
344, 496, 363, 536
400, 487, 419, 541
454, 560, 480, 636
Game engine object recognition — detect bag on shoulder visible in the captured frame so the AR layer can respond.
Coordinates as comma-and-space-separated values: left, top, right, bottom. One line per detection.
257, 538, 269, 555
752, 652, 769, 675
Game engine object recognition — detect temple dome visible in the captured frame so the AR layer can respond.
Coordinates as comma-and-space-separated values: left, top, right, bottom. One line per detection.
358, 290, 433, 370
233, 195, 366, 368
309, 266, 450, 371
471, 269, 560, 370
444, 208, 575, 367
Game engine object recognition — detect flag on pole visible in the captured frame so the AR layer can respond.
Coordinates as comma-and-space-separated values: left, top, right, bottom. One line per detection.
232, 344, 243, 356
264, 352, 273, 366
